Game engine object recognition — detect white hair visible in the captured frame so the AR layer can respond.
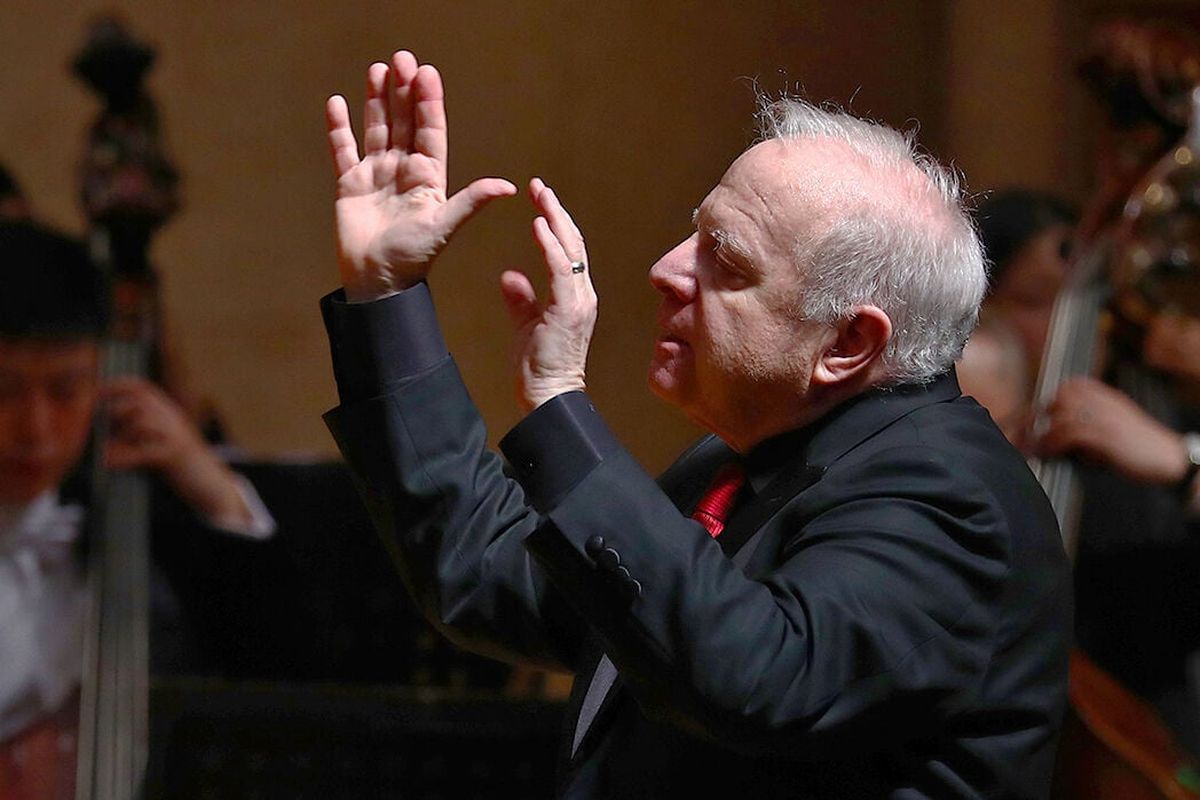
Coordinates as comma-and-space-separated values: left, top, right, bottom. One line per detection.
755, 97, 987, 385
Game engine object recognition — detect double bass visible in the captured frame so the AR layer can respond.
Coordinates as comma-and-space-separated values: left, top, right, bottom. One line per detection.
1036, 20, 1200, 800
0, 18, 179, 800
74, 17, 181, 800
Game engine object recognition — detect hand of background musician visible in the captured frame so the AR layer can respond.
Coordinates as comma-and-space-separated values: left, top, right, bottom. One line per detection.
499, 178, 598, 413
102, 377, 253, 528
1034, 377, 1189, 486
1144, 313, 1200, 384
325, 49, 516, 303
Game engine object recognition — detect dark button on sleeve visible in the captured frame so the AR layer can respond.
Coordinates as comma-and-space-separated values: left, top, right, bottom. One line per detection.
500, 392, 623, 512
621, 578, 643, 603
585, 535, 606, 557
596, 548, 621, 572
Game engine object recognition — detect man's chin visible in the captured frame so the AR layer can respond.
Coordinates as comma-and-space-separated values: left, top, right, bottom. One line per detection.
648, 363, 695, 409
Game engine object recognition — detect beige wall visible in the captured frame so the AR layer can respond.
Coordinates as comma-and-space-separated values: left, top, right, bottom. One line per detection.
3, 0, 1131, 471
943, 0, 1073, 193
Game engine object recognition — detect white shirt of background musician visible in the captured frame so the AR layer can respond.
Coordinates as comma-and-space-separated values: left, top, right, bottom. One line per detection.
0, 480, 275, 743
0, 491, 86, 742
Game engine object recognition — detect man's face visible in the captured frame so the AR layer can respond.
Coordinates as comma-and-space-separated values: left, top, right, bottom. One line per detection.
647, 139, 833, 449
0, 339, 100, 505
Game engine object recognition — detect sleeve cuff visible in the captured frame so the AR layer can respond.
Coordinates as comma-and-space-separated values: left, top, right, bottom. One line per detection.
202, 473, 277, 540
500, 392, 623, 512
320, 282, 449, 404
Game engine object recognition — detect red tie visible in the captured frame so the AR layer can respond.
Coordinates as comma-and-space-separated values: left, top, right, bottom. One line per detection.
691, 462, 745, 538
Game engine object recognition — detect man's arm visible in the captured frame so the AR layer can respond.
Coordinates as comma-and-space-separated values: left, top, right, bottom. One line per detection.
321, 52, 589, 670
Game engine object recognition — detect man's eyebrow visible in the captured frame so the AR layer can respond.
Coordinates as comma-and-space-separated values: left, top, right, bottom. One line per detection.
692, 208, 750, 258
713, 230, 751, 260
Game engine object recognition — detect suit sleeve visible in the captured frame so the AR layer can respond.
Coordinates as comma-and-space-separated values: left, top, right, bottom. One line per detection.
506, 403, 1010, 757
320, 285, 586, 670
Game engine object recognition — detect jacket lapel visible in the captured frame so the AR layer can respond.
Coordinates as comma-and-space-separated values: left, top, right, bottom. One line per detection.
718, 461, 826, 562
567, 445, 826, 765
563, 370, 965, 768
566, 435, 731, 763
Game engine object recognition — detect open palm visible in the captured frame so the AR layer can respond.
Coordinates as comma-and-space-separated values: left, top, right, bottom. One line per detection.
326, 51, 515, 301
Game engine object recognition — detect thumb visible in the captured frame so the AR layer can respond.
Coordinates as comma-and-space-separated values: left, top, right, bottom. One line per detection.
441, 177, 518, 237
499, 271, 542, 331
499, 270, 540, 330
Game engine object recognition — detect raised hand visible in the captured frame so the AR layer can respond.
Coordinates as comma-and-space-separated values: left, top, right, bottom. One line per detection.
326, 50, 516, 301
500, 179, 598, 412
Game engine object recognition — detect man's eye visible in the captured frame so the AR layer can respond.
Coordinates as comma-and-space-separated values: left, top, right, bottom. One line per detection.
714, 259, 752, 289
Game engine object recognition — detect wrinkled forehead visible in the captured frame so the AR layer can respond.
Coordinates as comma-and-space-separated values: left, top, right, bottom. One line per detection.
696, 139, 852, 259
713, 136, 940, 240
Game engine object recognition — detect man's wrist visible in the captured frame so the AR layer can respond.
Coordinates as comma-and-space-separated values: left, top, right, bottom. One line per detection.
524, 381, 587, 414
344, 285, 402, 304
165, 449, 253, 526
339, 258, 425, 304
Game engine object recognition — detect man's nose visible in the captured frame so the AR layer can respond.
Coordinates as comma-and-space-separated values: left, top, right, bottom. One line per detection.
648, 235, 697, 302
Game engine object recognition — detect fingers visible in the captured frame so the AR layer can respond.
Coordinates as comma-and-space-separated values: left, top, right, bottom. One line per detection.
105, 438, 165, 471
532, 215, 571, 287
411, 64, 449, 188
1037, 378, 1128, 458
441, 177, 518, 235
1036, 411, 1084, 458
499, 270, 540, 330
325, 50, 431, 181
103, 389, 166, 470
528, 180, 594, 312
101, 378, 190, 445
362, 62, 391, 156
530, 179, 586, 264
325, 95, 360, 178
389, 50, 419, 151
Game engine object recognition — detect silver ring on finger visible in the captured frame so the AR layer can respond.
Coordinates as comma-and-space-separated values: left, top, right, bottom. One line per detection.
570, 260, 587, 274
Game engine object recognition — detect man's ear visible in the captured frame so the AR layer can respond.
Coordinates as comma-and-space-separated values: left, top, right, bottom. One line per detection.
810, 305, 892, 387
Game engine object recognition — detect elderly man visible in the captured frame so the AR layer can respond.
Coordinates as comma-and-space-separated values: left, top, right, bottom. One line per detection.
320, 51, 1070, 798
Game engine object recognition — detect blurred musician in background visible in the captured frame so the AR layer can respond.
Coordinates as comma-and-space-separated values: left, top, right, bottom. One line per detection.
961, 188, 1200, 754
0, 218, 295, 797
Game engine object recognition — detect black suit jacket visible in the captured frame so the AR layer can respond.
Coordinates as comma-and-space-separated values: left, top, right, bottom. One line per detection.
322, 284, 1072, 799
